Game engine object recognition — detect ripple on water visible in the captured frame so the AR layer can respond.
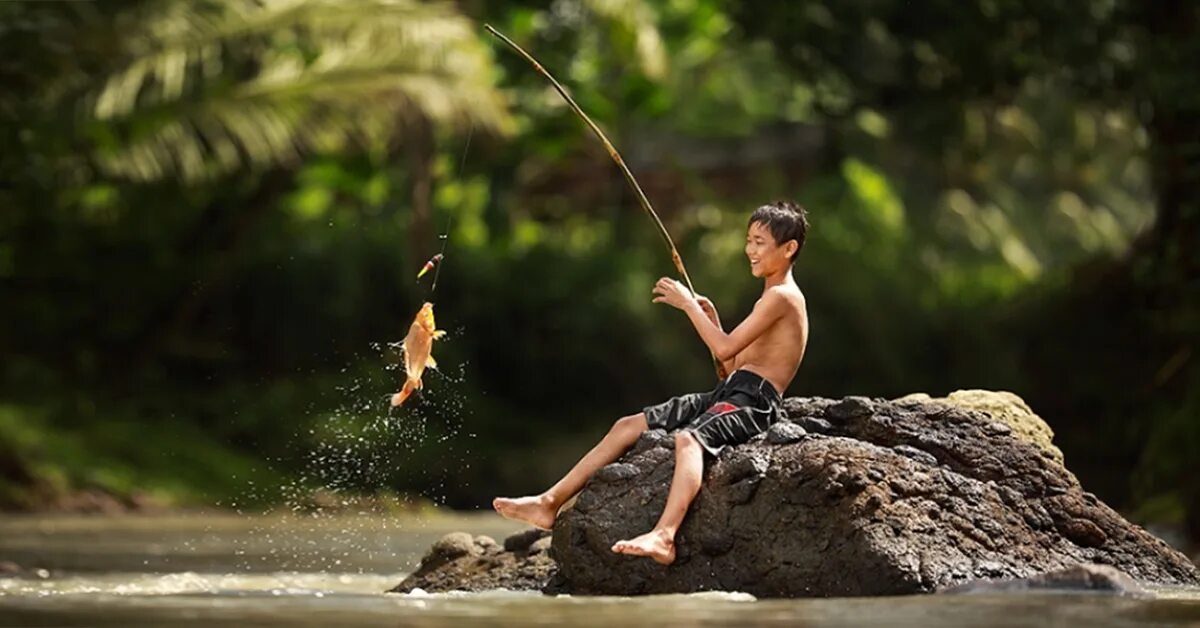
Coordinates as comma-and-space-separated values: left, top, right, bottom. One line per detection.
0, 571, 400, 598
2, 573, 1200, 628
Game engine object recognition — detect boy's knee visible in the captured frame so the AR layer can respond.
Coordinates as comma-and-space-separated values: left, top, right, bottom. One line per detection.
674, 430, 700, 450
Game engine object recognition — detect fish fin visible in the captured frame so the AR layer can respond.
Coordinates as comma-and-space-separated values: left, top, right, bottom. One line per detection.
432, 330, 447, 340
425, 355, 438, 370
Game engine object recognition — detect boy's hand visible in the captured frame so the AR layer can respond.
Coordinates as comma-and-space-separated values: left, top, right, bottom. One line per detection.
652, 277, 698, 312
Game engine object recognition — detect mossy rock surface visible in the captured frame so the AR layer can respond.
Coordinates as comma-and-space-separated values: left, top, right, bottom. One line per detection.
895, 390, 1064, 465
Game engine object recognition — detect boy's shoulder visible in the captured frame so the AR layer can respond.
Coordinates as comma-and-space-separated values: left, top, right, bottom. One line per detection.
763, 283, 806, 308
757, 284, 806, 331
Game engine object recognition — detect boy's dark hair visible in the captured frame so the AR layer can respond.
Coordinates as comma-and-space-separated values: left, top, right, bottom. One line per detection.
748, 201, 809, 262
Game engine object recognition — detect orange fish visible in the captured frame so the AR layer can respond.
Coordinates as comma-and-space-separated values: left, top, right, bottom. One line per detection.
390, 302, 446, 407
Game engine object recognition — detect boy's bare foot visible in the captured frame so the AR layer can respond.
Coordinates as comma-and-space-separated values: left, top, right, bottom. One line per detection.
492, 495, 557, 530
611, 528, 676, 565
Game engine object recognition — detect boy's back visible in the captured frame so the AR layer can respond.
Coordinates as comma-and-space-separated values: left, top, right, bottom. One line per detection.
732, 283, 808, 396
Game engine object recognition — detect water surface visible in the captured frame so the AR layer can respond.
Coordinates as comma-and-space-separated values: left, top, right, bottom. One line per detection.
1, 513, 1198, 627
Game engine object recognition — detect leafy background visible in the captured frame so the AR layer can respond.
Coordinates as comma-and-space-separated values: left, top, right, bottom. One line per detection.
0, 0, 1196, 544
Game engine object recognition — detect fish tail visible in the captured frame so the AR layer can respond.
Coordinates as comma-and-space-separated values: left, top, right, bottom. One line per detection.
391, 378, 419, 407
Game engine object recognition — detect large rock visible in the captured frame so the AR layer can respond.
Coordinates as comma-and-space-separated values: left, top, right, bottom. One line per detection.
551, 392, 1199, 597
388, 529, 555, 593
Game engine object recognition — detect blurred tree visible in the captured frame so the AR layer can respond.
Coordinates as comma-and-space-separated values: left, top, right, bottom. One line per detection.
732, 0, 1200, 536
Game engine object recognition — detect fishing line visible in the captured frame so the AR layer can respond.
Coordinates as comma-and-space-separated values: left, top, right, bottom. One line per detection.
484, 24, 725, 379
429, 121, 474, 295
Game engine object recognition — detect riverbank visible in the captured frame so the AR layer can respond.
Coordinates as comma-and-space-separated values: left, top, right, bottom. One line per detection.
0, 401, 442, 517
0, 402, 276, 513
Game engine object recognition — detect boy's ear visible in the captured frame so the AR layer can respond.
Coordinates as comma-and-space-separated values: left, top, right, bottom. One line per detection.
785, 239, 799, 260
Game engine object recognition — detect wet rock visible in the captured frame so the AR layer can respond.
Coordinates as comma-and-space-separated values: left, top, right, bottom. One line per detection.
827, 396, 876, 421
593, 463, 640, 483
528, 535, 552, 555
892, 445, 938, 467
783, 397, 838, 420
1056, 518, 1109, 548
718, 451, 770, 505
941, 563, 1151, 597
0, 561, 20, 577
388, 529, 555, 593
551, 392, 1199, 597
432, 532, 478, 561
766, 421, 807, 445
504, 528, 551, 553
794, 416, 834, 435
389, 392, 1197, 597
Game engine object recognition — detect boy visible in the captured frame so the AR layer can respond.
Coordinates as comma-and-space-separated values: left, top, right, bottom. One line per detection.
493, 201, 810, 565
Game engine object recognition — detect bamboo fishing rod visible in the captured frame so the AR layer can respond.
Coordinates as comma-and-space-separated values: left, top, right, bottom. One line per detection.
484, 24, 727, 379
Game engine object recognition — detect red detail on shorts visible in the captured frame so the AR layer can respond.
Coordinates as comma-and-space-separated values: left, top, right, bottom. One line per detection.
706, 401, 738, 415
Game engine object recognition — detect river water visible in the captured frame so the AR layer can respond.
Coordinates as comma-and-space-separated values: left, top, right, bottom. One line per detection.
1, 513, 1198, 627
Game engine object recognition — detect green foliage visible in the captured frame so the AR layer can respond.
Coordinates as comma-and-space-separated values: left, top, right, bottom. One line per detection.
0, 403, 275, 509
0, 0, 1196, 541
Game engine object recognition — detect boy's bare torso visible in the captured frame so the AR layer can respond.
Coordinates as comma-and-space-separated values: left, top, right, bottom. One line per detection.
731, 287, 808, 395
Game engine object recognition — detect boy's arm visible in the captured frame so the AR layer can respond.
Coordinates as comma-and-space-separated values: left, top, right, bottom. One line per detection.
654, 278, 787, 362
696, 296, 736, 375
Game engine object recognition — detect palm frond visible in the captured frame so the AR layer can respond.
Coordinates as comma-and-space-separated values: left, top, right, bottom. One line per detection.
87, 0, 512, 182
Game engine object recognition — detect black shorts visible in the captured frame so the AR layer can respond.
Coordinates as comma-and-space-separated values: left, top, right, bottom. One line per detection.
642, 369, 783, 457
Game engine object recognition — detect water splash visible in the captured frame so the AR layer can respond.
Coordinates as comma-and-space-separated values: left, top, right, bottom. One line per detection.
219, 329, 478, 572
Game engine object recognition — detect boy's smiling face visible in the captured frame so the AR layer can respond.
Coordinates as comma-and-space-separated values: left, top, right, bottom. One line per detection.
745, 221, 795, 277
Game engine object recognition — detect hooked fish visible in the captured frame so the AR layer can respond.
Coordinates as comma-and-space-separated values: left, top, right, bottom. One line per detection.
390, 302, 446, 407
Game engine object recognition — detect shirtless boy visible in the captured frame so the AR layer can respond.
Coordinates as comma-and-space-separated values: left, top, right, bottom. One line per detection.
493, 201, 810, 565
